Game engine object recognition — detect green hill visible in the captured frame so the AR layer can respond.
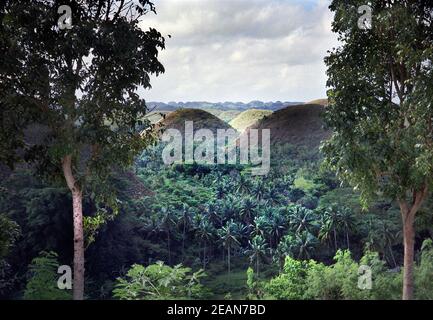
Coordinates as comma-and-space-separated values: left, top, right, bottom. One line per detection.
229, 109, 273, 133
306, 98, 328, 106
242, 104, 331, 148
162, 108, 234, 133
216, 110, 242, 123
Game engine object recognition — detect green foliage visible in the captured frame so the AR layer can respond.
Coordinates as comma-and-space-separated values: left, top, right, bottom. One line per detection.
415, 239, 433, 299
261, 249, 408, 300
112, 262, 207, 300
0, 214, 20, 258
293, 176, 316, 193
324, 0, 433, 204
264, 256, 308, 300
23, 251, 71, 300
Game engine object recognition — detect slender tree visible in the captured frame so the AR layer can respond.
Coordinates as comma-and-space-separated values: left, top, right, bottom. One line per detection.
324, 0, 433, 299
159, 206, 176, 265
196, 218, 215, 270
218, 220, 242, 275
246, 235, 268, 277
178, 204, 193, 262
0, 0, 165, 299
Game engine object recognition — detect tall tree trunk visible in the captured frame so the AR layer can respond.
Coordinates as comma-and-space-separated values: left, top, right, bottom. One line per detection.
388, 243, 397, 268
167, 230, 171, 265
182, 223, 186, 262
402, 211, 415, 300
399, 186, 428, 300
228, 246, 231, 275
346, 231, 350, 250
333, 227, 337, 251
203, 244, 206, 270
62, 155, 84, 300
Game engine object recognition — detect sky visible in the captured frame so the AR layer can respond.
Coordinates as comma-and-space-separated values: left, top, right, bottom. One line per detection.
139, 0, 339, 103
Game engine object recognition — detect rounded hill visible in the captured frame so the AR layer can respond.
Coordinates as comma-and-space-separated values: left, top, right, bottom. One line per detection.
242, 104, 331, 148
162, 108, 233, 133
229, 109, 273, 133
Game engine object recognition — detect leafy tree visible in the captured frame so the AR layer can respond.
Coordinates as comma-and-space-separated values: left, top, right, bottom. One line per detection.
324, 0, 433, 299
23, 251, 71, 300
263, 256, 308, 300
1, 0, 164, 299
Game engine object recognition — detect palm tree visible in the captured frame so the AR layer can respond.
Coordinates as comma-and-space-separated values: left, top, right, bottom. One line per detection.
215, 184, 227, 199
178, 204, 193, 262
204, 202, 222, 228
338, 207, 355, 250
251, 178, 266, 200
141, 215, 161, 241
366, 217, 400, 267
236, 174, 252, 195
289, 205, 318, 234
196, 218, 215, 270
275, 236, 291, 272
246, 235, 268, 277
159, 206, 177, 265
218, 220, 242, 275
293, 231, 318, 260
286, 231, 318, 259
212, 171, 225, 185
267, 210, 287, 249
264, 186, 282, 205
240, 196, 258, 225
319, 206, 341, 250
250, 216, 265, 238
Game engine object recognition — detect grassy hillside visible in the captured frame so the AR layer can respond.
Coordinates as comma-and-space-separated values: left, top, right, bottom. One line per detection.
216, 110, 242, 123
229, 109, 273, 133
242, 104, 331, 148
162, 108, 234, 133
306, 98, 328, 106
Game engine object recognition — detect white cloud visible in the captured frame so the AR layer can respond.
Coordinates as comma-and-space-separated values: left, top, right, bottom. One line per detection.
139, 0, 339, 102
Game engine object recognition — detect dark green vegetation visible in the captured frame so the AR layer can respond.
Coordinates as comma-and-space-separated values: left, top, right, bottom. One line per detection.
2, 102, 433, 300
0, 0, 165, 299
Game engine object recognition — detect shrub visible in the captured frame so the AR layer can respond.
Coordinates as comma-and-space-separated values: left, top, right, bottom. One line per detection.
113, 261, 208, 300
23, 251, 71, 300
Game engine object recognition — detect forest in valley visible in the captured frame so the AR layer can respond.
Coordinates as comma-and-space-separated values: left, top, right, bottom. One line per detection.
2, 141, 433, 300
1, 0, 433, 301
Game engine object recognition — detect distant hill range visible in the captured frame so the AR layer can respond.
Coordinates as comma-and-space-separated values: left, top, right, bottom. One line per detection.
147, 101, 304, 112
